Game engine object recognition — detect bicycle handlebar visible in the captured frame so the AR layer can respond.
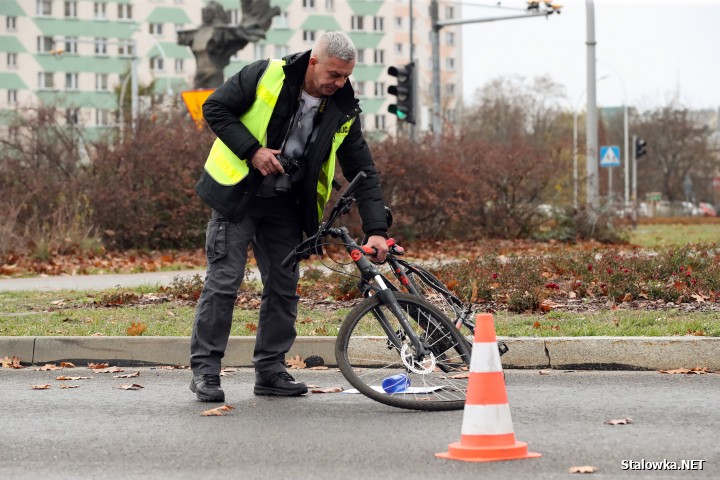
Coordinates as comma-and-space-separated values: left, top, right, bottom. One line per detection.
342, 171, 367, 199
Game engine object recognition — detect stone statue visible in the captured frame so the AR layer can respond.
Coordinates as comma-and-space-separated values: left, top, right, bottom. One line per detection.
177, 0, 280, 89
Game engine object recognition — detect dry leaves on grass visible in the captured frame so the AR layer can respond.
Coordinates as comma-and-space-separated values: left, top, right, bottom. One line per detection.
659, 366, 714, 374
113, 371, 139, 378
200, 405, 235, 416
31, 384, 51, 390
605, 417, 633, 425
2, 356, 23, 369
569, 465, 597, 474
56, 376, 91, 381
117, 384, 144, 390
126, 322, 147, 336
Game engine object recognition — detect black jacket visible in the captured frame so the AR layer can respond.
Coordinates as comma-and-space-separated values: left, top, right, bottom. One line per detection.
196, 50, 387, 237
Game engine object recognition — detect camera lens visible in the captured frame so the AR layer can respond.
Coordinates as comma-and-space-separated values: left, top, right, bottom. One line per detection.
275, 173, 292, 193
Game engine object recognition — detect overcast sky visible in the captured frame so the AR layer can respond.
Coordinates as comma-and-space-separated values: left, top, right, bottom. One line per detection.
460, 0, 719, 112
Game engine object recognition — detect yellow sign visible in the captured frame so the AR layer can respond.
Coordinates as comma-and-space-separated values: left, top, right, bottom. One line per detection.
181, 89, 215, 128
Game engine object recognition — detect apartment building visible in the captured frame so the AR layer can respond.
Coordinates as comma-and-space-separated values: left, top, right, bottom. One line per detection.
0, 0, 462, 136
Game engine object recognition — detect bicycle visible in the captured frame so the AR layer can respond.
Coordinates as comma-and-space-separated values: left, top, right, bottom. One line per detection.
282, 172, 472, 411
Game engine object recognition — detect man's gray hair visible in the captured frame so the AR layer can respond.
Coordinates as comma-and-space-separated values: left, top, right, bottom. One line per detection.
312, 31, 356, 62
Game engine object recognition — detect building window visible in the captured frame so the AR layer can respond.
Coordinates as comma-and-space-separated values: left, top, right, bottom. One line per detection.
375, 114, 386, 130
447, 109, 456, 123
254, 43, 265, 60
94, 38, 108, 55
302, 0, 315, 9
356, 49, 364, 65
8, 89, 18, 105
374, 82, 384, 97
150, 23, 164, 36
118, 39, 134, 57
275, 45, 289, 58
353, 81, 364, 96
36, 0, 52, 16
64, 37, 78, 54
445, 6, 455, 19
394, 17, 402, 28
94, 2, 107, 19
303, 30, 315, 43
373, 16, 384, 32
64, 1, 78, 18
95, 73, 108, 91
445, 57, 455, 71
272, 11, 289, 28
325, 0, 334, 12
66, 108, 79, 125
6, 16, 17, 31
38, 36, 54, 53
445, 31, 455, 45
394, 43, 403, 55
65, 72, 79, 90
373, 49, 384, 64
96, 109, 110, 126
351, 15, 364, 31
118, 4, 133, 20
175, 59, 184, 73
38, 72, 54, 89
7, 53, 17, 68
150, 56, 164, 71
445, 83, 455, 96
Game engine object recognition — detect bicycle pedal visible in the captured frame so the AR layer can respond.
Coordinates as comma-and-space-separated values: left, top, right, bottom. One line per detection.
497, 341, 509, 356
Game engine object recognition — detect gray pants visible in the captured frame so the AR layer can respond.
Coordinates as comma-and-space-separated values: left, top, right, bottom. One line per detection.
190, 195, 302, 376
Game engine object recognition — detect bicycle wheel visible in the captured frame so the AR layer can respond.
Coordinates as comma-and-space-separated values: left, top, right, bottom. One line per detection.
405, 266, 468, 325
335, 291, 471, 411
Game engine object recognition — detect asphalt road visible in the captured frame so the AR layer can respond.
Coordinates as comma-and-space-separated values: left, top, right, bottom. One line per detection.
1, 368, 718, 479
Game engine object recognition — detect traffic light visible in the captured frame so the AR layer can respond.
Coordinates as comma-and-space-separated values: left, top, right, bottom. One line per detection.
635, 137, 647, 159
387, 62, 416, 124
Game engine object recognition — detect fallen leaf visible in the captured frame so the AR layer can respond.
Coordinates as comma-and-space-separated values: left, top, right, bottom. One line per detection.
287, 354, 305, 369
94, 366, 124, 374
117, 383, 144, 390
91, 333, 105, 336
308, 366, 329, 370
659, 367, 712, 374
310, 387, 344, 393
533, 321, 542, 329
245, 322, 258, 333
59, 362, 75, 368
88, 363, 110, 369
569, 465, 597, 474
622, 293, 633, 302
37, 363, 61, 371
60, 385, 80, 389
2, 356, 23, 369
539, 370, 552, 375
126, 322, 147, 336
201, 405, 235, 416
605, 417, 633, 425
56, 376, 91, 381
31, 384, 52, 390
113, 371, 140, 378
448, 372, 470, 379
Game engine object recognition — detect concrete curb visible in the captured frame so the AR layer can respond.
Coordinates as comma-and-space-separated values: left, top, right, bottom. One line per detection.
3, 336, 720, 370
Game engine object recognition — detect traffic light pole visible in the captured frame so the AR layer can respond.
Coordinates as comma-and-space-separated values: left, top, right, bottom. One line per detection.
429, 1, 559, 139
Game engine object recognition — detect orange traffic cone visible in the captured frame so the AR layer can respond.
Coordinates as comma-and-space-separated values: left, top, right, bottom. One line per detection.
436, 313, 541, 462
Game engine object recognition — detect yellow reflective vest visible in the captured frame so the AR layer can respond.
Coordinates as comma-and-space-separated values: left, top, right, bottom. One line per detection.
203, 59, 355, 222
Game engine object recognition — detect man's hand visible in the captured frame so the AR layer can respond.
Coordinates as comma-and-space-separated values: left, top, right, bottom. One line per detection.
251, 147, 284, 176
364, 235, 389, 263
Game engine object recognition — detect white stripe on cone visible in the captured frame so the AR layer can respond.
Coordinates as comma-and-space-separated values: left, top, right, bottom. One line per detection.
470, 342, 503, 373
461, 404, 515, 436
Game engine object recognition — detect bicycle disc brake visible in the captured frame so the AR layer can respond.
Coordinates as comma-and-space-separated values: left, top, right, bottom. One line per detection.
400, 343, 436, 374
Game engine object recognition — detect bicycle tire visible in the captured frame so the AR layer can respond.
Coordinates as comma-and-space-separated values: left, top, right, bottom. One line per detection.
405, 266, 466, 325
335, 292, 472, 411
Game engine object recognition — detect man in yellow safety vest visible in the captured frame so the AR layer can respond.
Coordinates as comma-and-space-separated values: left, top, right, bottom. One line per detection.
190, 31, 389, 402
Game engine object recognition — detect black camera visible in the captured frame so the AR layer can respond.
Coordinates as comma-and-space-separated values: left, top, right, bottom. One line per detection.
274, 155, 300, 194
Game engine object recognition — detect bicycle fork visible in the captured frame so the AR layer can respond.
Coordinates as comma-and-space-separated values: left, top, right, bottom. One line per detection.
331, 227, 431, 360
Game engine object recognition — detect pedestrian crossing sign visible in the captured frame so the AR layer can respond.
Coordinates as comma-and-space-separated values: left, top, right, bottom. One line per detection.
600, 145, 621, 167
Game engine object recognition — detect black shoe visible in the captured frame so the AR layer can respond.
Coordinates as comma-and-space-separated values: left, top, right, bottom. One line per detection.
254, 371, 308, 396
190, 374, 225, 402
